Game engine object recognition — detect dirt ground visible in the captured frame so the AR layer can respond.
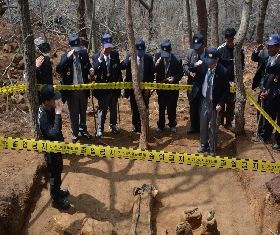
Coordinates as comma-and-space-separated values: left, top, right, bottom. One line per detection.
1, 21, 280, 234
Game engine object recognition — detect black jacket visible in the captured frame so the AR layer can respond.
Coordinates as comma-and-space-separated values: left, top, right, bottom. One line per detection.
154, 52, 183, 96
217, 43, 245, 82
92, 50, 122, 101
120, 53, 154, 98
189, 63, 229, 108
56, 49, 92, 102
38, 105, 64, 142
36, 56, 53, 85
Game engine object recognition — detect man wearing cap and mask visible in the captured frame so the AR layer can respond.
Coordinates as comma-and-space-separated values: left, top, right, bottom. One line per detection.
92, 34, 122, 138
183, 33, 206, 134
34, 37, 53, 104
38, 85, 70, 210
188, 48, 229, 156
121, 39, 154, 132
154, 38, 183, 134
56, 34, 94, 143
251, 33, 280, 144
217, 28, 245, 132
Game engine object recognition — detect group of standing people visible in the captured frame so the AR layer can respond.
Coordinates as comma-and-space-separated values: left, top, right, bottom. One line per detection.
35, 30, 280, 210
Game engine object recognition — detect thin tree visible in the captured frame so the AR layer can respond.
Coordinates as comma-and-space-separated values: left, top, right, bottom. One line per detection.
77, 0, 88, 47
138, 0, 154, 43
17, 0, 41, 140
256, 0, 270, 44
234, 0, 253, 136
185, 0, 192, 45
86, 0, 98, 53
196, 0, 208, 45
125, 0, 149, 149
209, 0, 219, 47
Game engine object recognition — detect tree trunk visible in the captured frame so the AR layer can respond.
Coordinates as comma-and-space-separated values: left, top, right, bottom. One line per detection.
185, 0, 192, 45
196, 0, 208, 45
17, 0, 40, 140
234, 0, 253, 136
77, 0, 88, 47
87, 0, 98, 53
139, 0, 154, 44
125, 0, 148, 149
256, 0, 269, 44
209, 0, 219, 47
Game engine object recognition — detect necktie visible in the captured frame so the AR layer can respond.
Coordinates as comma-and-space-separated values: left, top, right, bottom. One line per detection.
165, 58, 169, 77
206, 70, 212, 102
74, 56, 83, 84
106, 58, 110, 77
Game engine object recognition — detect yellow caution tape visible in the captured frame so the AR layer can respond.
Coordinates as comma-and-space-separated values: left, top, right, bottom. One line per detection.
245, 90, 280, 133
0, 83, 236, 95
0, 135, 279, 173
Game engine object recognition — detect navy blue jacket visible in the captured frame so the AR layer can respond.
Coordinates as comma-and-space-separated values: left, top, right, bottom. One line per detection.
92, 50, 122, 101
56, 49, 92, 102
120, 53, 154, 98
266, 61, 280, 104
189, 62, 229, 108
154, 52, 183, 96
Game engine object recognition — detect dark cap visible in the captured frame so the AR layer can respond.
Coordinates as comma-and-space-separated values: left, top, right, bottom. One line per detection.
161, 38, 171, 58
266, 34, 280, 45
69, 34, 82, 52
135, 39, 146, 57
225, 28, 236, 40
34, 37, 51, 56
191, 33, 204, 50
203, 47, 219, 64
101, 34, 114, 48
40, 85, 61, 103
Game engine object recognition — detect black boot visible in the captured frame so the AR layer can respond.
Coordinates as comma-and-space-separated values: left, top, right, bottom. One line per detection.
51, 198, 70, 210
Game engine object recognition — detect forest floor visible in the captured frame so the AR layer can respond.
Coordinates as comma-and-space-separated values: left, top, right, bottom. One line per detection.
0, 20, 280, 234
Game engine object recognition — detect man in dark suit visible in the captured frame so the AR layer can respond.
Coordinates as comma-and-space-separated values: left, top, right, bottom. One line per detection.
121, 39, 154, 132
183, 33, 206, 134
92, 34, 122, 138
189, 48, 229, 156
154, 38, 183, 133
251, 34, 280, 143
56, 34, 94, 143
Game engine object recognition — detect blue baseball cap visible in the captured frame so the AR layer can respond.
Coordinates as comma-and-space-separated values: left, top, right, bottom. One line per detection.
225, 28, 236, 40
161, 38, 171, 58
266, 34, 280, 46
101, 34, 114, 48
203, 47, 219, 64
135, 39, 146, 57
191, 33, 204, 49
69, 34, 82, 52
40, 85, 61, 103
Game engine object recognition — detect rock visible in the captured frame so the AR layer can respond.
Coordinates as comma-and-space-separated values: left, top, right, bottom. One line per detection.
180, 208, 202, 228
201, 218, 220, 235
17, 103, 29, 112
13, 53, 23, 64
53, 213, 87, 235
175, 221, 193, 235
266, 175, 280, 202
3, 44, 11, 53
18, 59, 24, 70
80, 218, 116, 235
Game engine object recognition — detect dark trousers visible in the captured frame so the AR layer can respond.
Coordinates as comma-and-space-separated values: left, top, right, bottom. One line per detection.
187, 91, 200, 131
222, 93, 235, 123
130, 90, 149, 129
258, 96, 278, 141
157, 91, 179, 129
97, 92, 118, 132
275, 97, 280, 144
44, 153, 63, 201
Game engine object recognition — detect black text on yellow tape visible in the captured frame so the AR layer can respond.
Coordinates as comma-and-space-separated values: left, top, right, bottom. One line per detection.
0, 136, 279, 173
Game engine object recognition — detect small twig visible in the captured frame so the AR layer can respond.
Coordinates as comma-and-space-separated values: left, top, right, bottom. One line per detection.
265, 225, 276, 235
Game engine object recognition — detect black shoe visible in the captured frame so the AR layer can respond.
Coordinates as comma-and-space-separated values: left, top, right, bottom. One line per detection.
59, 189, 69, 198
51, 198, 70, 210
209, 146, 216, 156
197, 145, 209, 153
224, 123, 234, 132
111, 125, 120, 134
170, 127, 177, 133
80, 131, 92, 139
187, 128, 198, 134
156, 127, 164, 133
131, 126, 139, 132
272, 143, 280, 150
